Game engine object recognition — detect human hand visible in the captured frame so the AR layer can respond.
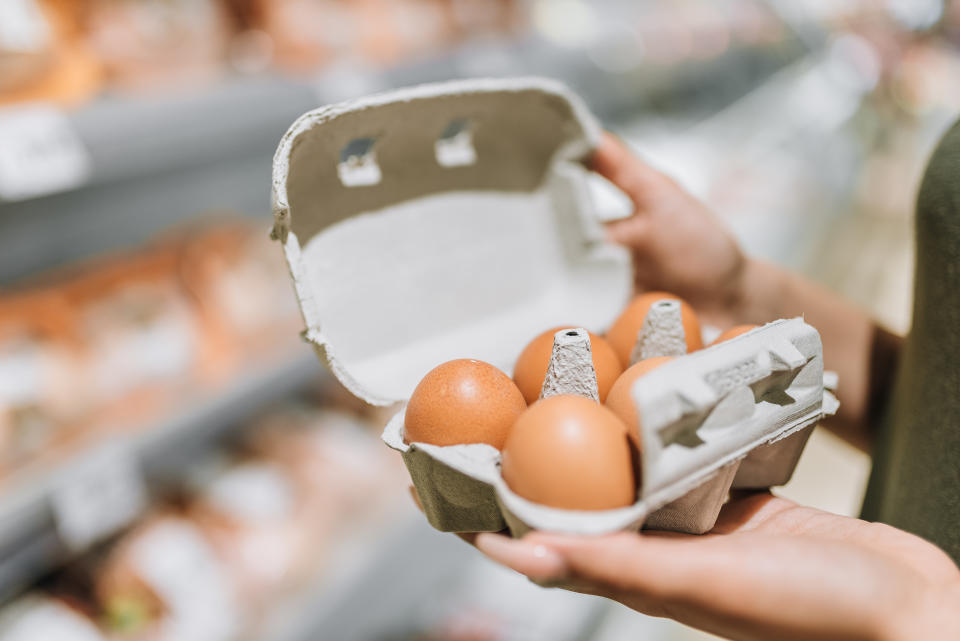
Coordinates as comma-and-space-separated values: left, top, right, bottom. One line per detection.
592, 133, 749, 326
473, 492, 960, 641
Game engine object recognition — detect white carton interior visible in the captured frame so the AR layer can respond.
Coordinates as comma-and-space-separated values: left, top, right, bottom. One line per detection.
271, 77, 631, 405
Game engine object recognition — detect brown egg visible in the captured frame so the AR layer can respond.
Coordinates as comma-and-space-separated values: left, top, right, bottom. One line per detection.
513, 327, 623, 404
404, 359, 526, 449
711, 324, 758, 345
606, 292, 702, 367
605, 356, 674, 442
501, 395, 636, 510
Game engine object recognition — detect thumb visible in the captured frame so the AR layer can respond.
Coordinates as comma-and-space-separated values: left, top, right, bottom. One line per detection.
525, 531, 706, 595
476, 529, 712, 598
603, 212, 649, 248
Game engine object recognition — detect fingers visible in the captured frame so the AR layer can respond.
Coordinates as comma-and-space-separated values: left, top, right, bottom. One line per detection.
604, 209, 649, 247
526, 531, 710, 598
475, 532, 569, 580
472, 530, 693, 622
590, 132, 663, 250
476, 529, 714, 601
590, 132, 668, 209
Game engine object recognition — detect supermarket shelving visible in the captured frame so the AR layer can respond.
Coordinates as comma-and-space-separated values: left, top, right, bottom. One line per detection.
0, 351, 323, 604
263, 512, 470, 641
0, 75, 317, 283
0, 36, 803, 283
262, 510, 610, 641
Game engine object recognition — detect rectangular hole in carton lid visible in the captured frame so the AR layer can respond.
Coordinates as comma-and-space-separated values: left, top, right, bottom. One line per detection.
435, 119, 476, 168
338, 137, 381, 187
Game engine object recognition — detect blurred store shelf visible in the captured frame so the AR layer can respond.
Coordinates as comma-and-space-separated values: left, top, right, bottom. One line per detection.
261, 510, 610, 641
0, 75, 316, 283
0, 35, 804, 283
263, 512, 468, 641
0, 351, 322, 604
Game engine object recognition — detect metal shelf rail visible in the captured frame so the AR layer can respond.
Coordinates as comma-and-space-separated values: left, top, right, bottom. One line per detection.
0, 37, 801, 283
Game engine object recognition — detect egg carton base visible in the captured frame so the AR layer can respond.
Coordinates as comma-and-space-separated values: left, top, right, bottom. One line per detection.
405, 446, 507, 533
383, 414, 507, 533
641, 461, 739, 534
732, 423, 814, 489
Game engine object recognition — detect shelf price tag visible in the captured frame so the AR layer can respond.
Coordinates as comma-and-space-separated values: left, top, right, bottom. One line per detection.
0, 104, 91, 201
51, 441, 148, 551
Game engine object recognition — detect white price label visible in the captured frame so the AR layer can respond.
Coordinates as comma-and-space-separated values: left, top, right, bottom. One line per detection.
51, 442, 147, 551
0, 105, 91, 201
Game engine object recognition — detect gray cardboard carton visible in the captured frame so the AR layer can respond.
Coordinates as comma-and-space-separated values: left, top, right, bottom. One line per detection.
271, 77, 837, 536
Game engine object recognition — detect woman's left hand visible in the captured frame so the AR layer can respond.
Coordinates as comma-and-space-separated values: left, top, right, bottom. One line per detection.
469, 492, 960, 641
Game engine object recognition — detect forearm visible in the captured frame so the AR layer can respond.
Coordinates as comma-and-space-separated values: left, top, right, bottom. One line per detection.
733, 259, 902, 451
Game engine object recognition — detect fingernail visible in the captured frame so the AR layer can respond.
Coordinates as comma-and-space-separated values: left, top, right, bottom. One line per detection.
475, 533, 568, 581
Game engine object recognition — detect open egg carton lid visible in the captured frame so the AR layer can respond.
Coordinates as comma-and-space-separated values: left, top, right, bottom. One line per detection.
271, 77, 632, 406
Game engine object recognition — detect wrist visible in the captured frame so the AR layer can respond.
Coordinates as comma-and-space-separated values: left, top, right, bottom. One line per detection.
728, 258, 789, 325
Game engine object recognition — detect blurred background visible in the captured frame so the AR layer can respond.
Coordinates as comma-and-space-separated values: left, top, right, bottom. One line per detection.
0, 0, 958, 639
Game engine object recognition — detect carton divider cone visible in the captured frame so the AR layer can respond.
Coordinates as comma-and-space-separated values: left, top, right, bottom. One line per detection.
540, 328, 599, 402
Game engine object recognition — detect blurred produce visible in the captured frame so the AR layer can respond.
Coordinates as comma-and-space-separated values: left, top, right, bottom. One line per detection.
66, 247, 201, 428
246, 407, 399, 521
0, 0, 101, 106
0, 399, 406, 641
177, 222, 301, 385
95, 513, 243, 641
85, 0, 232, 92
0, 289, 85, 473
190, 459, 318, 607
0, 0, 524, 105
247, 0, 449, 72
0, 594, 105, 641
0, 218, 302, 479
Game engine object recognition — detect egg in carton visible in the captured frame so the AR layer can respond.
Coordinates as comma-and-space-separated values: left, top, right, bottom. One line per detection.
270, 77, 837, 537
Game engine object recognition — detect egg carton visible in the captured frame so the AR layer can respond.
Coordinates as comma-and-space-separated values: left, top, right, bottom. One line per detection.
384, 318, 836, 535
270, 77, 837, 537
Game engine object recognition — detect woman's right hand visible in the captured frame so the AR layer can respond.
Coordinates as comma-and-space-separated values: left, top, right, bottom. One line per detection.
591, 132, 890, 451
591, 133, 751, 326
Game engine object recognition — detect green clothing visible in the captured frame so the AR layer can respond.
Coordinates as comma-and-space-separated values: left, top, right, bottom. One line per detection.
861, 117, 960, 564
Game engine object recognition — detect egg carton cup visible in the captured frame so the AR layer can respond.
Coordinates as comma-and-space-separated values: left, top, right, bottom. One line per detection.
385, 318, 838, 535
